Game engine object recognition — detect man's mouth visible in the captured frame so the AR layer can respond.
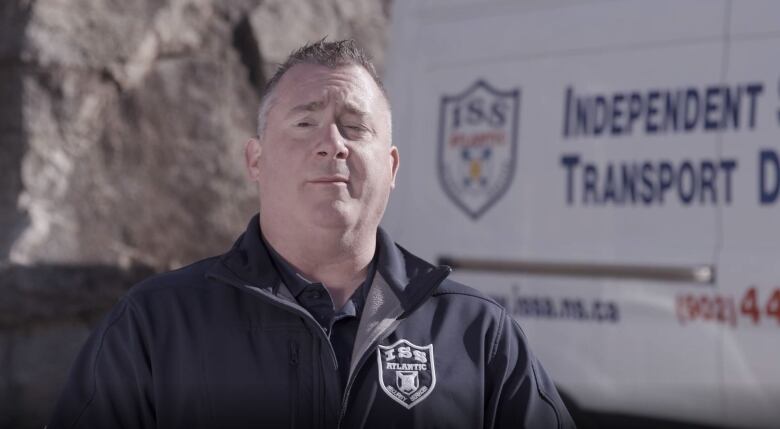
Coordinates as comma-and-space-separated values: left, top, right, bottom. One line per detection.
309, 175, 349, 184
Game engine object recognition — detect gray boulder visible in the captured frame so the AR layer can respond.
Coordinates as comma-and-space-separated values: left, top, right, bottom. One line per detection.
0, 0, 391, 426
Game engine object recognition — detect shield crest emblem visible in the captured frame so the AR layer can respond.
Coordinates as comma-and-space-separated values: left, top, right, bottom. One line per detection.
396, 371, 419, 394
377, 339, 436, 409
438, 80, 520, 219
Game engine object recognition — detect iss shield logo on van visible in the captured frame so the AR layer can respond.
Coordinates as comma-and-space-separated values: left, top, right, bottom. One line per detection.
377, 339, 436, 409
438, 80, 520, 219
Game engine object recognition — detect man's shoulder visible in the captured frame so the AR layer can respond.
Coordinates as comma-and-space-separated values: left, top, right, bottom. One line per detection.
390, 240, 502, 310
430, 277, 505, 314
126, 255, 224, 301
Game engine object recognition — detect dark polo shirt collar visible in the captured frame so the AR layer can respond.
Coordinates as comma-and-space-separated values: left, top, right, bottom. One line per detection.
260, 233, 376, 330
260, 234, 376, 389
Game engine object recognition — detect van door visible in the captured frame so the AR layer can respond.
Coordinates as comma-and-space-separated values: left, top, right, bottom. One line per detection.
383, 0, 729, 425
716, 3, 780, 427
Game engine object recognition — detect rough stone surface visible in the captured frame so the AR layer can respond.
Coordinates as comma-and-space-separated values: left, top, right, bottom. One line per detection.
0, 0, 391, 427
7, 0, 390, 270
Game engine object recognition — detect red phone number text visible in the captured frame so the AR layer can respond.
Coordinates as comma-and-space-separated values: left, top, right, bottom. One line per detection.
676, 287, 780, 328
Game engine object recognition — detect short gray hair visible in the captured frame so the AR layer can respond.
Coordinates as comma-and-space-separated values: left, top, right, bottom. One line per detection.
256, 38, 388, 138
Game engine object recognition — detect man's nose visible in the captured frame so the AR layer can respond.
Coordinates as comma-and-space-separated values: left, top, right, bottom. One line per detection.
315, 123, 349, 159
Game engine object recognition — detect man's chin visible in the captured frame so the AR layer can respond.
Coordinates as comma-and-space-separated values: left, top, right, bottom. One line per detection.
308, 204, 356, 230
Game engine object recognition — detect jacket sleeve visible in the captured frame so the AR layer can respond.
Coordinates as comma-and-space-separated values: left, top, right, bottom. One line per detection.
484, 310, 577, 429
48, 297, 156, 429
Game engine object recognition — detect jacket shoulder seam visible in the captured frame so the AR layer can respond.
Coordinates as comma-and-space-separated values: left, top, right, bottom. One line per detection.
529, 352, 565, 429
70, 299, 131, 429
488, 308, 507, 363
129, 279, 211, 298
128, 259, 220, 299
512, 316, 565, 428
430, 290, 502, 308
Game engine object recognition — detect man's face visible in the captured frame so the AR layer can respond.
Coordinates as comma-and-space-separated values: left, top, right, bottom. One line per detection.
246, 63, 399, 234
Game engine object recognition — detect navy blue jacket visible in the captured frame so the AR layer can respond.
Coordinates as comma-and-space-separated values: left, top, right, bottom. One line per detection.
49, 216, 575, 428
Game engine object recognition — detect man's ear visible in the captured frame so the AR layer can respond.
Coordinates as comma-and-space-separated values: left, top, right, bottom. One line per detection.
389, 146, 400, 189
245, 137, 262, 180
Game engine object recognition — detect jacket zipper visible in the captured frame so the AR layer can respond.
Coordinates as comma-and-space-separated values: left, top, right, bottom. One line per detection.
207, 273, 339, 369
289, 341, 299, 429
211, 273, 341, 428
209, 266, 451, 429
336, 330, 396, 428
336, 267, 452, 428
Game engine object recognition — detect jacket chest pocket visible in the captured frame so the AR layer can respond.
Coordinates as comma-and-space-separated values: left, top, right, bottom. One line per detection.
202, 328, 312, 428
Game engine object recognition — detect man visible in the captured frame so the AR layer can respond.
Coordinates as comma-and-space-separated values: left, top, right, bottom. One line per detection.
49, 39, 575, 428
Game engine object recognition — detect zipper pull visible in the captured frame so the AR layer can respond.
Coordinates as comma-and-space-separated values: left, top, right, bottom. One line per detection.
289, 341, 299, 366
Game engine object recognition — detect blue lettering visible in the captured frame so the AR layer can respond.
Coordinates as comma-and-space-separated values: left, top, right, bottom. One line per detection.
576, 96, 589, 136
760, 150, 780, 204
608, 302, 620, 322
664, 90, 681, 132
593, 96, 607, 135
563, 82, 764, 138
610, 94, 625, 135
603, 164, 618, 203
640, 162, 655, 204
452, 104, 461, 128
560, 154, 580, 205
720, 159, 737, 204
704, 86, 721, 131
621, 164, 637, 203
626, 92, 643, 134
646, 90, 660, 133
466, 98, 485, 125
563, 86, 572, 137
746, 83, 763, 129
584, 164, 599, 204
678, 161, 696, 204
721, 85, 741, 130
561, 157, 738, 207
490, 100, 507, 127
658, 161, 674, 203
684, 88, 699, 131
699, 160, 717, 204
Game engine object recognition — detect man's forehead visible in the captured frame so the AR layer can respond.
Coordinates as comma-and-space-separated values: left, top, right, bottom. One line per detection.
276, 64, 380, 113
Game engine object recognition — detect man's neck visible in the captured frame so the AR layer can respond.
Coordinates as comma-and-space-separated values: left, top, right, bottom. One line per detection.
260, 217, 376, 308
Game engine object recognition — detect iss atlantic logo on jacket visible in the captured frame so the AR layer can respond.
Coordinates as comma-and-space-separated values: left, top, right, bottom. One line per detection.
377, 339, 436, 409
438, 79, 520, 220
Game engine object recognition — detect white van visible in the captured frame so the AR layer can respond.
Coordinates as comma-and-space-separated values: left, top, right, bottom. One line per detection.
382, 1, 780, 428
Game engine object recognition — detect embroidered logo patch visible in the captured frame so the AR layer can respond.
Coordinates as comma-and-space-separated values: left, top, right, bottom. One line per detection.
377, 339, 436, 409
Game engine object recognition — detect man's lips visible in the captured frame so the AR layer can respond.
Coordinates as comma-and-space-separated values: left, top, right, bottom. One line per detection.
308, 175, 349, 184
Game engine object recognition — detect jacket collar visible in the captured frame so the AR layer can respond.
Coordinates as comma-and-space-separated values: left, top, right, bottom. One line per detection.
375, 227, 451, 318
214, 214, 281, 291
208, 214, 451, 315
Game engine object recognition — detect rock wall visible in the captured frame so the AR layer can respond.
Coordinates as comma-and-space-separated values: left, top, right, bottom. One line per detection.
0, 0, 391, 426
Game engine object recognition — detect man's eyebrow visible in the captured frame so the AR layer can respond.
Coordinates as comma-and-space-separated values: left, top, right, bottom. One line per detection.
343, 103, 369, 117
289, 100, 326, 114
287, 100, 370, 117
